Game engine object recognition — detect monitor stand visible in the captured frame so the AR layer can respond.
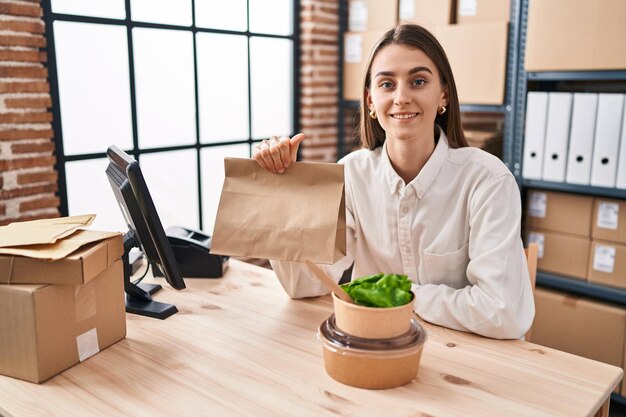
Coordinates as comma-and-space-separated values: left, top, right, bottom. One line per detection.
122, 231, 178, 319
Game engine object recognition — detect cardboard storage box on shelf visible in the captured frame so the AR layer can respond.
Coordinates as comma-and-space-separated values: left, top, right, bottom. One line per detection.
525, 0, 626, 71
623, 339, 626, 397
434, 22, 508, 105
527, 229, 590, 280
526, 190, 593, 237
464, 130, 502, 158
456, 0, 510, 24
592, 198, 626, 245
348, 0, 398, 32
343, 30, 386, 101
531, 287, 626, 393
0, 260, 126, 383
587, 240, 626, 290
398, 0, 454, 30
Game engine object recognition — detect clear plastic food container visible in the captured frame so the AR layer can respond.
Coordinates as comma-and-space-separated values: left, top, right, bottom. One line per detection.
318, 314, 427, 389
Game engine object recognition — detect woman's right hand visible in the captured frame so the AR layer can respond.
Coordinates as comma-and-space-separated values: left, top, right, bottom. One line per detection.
252, 133, 306, 174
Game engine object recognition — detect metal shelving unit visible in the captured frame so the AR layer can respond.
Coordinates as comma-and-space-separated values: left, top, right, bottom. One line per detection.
336, 0, 523, 162
513, 1, 626, 185
522, 180, 626, 200
514, 0, 626, 405
337, 0, 348, 158
527, 70, 626, 81
460, 104, 508, 113
514, 0, 626, 301
537, 272, 626, 306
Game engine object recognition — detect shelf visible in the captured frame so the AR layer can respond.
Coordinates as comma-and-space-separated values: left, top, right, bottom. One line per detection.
536, 272, 626, 306
341, 100, 359, 109
527, 70, 626, 81
460, 104, 509, 113
612, 393, 626, 407
523, 179, 626, 199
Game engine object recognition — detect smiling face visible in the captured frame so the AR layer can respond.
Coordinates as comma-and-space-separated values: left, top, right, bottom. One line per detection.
366, 44, 448, 144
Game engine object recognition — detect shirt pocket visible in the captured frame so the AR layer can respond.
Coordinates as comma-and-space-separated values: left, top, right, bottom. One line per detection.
422, 244, 469, 287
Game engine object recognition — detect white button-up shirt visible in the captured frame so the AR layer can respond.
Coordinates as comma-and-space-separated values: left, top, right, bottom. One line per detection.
270, 130, 535, 339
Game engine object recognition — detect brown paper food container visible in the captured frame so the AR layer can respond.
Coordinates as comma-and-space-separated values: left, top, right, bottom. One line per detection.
332, 291, 415, 339
318, 315, 427, 389
211, 158, 346, 264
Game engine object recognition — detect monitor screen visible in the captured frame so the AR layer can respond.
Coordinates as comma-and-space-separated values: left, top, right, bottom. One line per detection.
105, 146, 185, 291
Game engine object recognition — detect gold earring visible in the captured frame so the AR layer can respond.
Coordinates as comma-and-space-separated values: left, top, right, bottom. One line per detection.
369, 109, 377, 119
437, 105, 447, 115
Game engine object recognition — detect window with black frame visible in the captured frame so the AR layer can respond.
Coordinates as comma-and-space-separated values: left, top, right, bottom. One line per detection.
44, 0, 299, 234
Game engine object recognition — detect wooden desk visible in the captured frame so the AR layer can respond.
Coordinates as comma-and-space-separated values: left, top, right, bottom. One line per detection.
0, 260, 622, 417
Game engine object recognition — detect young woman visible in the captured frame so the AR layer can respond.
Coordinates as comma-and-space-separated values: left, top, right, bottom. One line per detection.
252, 24, 534, 339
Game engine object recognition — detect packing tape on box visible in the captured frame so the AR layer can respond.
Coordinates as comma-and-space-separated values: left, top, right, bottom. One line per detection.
0, 256, 15, 284
74, 281, 97, 322
76, 328, 99, 362
74, 281, 100, 362
563, 296, 579, 308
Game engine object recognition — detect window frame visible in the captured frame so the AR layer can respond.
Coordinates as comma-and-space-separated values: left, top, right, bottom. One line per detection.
42, 0, 301, 229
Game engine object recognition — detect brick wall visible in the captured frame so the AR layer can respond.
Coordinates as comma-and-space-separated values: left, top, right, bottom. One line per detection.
299, 0, 340, 162
0, 0, 58, 226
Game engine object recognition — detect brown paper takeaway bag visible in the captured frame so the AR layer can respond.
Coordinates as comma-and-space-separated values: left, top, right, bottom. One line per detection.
211, 158, 346, 264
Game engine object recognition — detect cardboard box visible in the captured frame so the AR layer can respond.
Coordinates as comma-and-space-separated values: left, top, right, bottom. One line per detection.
527, 229, 590, 280
623, 339, 626, 397
434, 22, 508, 105
343, 30, 386, 101
398, 0, 454, 30
588, 240, 626, 290
592, 198, 626, 244
456, 0, 509, 24
0, 260, 126, 383
526, 190, 593, 237
0, 234, 123, 285
464, 130, 502, 159
348, 0, 397, 32
531, 287, 626, 393
525, 0, 626, 71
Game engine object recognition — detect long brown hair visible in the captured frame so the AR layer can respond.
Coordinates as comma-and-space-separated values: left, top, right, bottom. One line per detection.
359, 24, 467, 150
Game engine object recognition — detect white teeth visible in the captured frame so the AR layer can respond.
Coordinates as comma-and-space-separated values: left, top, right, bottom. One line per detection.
391, 113, 417, 119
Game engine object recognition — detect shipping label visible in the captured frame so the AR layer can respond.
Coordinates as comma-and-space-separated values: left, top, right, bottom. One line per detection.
348, 1, 368, 32
528, 232, 545, 259
593, 245, 616, 273
345, 34, 363, 63
399, 0, 416, 19
458, 0, 478, 16
597, 201, 619, 230
76, 328, 100, 362
528, 192, 547, 218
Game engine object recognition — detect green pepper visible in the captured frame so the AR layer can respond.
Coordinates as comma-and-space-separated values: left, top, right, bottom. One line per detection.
340, 273, 413, 307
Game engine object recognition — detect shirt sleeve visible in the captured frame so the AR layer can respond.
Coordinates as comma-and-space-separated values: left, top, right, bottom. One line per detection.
412, 174, 535, 339
269, 193, 356, 299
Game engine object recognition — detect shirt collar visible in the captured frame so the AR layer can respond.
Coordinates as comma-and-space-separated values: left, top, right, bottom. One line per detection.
380, 127, 449, 199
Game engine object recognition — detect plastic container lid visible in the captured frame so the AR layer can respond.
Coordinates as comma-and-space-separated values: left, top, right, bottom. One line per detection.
319, 314, 427, 355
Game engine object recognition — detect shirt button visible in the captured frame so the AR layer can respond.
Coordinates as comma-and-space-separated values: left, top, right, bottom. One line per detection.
402, 206, 409, 214
404, 246, 409, 252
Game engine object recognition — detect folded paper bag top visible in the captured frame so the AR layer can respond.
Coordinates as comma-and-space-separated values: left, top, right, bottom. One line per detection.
211, 158, 346, 264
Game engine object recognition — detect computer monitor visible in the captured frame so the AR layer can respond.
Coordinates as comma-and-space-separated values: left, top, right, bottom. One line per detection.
105, 145, 186, 319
